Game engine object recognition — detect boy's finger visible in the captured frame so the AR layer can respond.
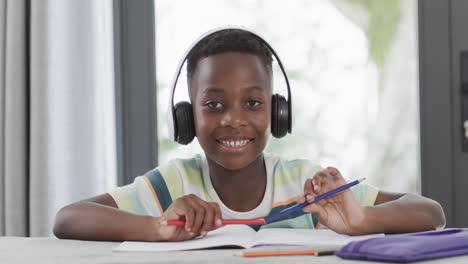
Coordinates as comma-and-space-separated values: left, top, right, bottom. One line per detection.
296, 193, 306, 204
200, 203, 214, 235
175, 197, 196, 232
171, 199, 194, 232
325, 166, 340, 175
312, 177, 322, 194
303, 178, 313, 193
190, 196, 213, 234
182, 207, 194, 232
190, 202, 205, 234
211, 203, 223, 228
323, 175, 338, 192
325, 167, 344, 182
302, 203, 325, 219
317, 170, 337, 192
185, 198, 204, 235
303, 179, 316, 201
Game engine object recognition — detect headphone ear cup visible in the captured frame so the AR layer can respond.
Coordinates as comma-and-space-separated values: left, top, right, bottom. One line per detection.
271, 94, 289, 138
174, 102, 195, 145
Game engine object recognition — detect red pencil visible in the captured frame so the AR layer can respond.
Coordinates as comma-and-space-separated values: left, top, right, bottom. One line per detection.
161, 219, 266, 226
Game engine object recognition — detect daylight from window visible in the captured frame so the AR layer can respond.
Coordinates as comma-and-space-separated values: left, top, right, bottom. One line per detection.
155, 0, 419, 193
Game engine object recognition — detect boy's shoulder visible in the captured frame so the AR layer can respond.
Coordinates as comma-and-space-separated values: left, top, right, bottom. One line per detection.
155, 154, 205, 185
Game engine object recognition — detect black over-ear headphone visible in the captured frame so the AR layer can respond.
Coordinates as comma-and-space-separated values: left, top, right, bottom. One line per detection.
169, 26, 292, 145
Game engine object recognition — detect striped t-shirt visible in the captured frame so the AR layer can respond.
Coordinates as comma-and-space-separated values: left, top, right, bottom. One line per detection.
109, 153, 379, 230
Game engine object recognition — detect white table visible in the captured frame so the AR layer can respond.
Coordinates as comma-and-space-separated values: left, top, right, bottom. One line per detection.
2, 236, 468, 264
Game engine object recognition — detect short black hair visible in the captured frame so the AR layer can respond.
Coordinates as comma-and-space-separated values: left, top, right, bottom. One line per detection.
186, 29, 273, 80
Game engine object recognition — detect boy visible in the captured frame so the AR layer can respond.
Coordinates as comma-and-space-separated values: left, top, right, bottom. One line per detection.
53, 28, 445, 242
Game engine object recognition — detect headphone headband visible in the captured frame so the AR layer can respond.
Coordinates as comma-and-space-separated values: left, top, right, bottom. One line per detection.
169, 26, 292, 142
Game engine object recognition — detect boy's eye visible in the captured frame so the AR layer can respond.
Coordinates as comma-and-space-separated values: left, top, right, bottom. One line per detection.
206, 101, 223, 109
246, 100, 262, 107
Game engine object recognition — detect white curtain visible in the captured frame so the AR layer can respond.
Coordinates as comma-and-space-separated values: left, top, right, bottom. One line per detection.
1, 0, 117, 236
0, 0, 29, 236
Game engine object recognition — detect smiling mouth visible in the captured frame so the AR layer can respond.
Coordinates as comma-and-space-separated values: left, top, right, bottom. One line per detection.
216, 138, 253, 148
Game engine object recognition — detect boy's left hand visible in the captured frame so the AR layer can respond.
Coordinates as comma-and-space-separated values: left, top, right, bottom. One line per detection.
296, 167, 366, 235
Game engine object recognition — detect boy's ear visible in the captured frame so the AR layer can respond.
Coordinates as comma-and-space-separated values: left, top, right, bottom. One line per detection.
173, 101, 196, 145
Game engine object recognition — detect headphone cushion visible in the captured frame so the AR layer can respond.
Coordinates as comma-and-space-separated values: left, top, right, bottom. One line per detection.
271, 94, 289, 138
174, 102, 195, 145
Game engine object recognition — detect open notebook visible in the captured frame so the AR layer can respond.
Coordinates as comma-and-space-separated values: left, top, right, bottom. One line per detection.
113, 225, 383, 252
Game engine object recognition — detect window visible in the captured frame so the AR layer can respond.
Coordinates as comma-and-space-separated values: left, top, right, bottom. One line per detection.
155, 0, 419, 193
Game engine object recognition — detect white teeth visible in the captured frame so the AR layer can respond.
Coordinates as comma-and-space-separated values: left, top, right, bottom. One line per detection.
220, 139, 250, 147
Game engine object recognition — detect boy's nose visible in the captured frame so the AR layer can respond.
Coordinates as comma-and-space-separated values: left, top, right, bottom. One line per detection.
220, 110, 247, 128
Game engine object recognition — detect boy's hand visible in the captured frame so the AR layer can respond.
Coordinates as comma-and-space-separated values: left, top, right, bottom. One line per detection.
296, 167, 366, 235
155, 194, 223, 241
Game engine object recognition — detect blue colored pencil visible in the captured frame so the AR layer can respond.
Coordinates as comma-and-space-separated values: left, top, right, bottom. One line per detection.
264, 178, 366, 224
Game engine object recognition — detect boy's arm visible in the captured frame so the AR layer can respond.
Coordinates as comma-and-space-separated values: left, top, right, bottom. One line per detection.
53, 193, 159, 241
360, 191, 446, 234
53, 193, 224, 241
298, 167, 446, 235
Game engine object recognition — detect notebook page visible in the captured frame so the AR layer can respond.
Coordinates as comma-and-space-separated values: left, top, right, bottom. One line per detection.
253, 228, 384, 248
113, 225, 257, 252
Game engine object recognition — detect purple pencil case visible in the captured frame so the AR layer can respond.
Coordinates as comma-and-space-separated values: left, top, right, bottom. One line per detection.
335, 229, 468, 263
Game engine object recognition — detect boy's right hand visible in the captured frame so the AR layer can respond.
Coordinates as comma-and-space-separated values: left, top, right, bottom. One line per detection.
155, 194, 223, 241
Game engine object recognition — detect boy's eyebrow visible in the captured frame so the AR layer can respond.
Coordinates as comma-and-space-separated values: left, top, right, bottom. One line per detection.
244, 86, 265, 93
202, 87, 224, 94
202, 86, 265, 95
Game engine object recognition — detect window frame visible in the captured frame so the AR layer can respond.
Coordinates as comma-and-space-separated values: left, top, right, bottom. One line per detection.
113, 0, 158, 186
418, 0, 468, 227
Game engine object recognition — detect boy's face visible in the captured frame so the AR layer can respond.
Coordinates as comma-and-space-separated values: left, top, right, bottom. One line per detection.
190, 52, 272, 170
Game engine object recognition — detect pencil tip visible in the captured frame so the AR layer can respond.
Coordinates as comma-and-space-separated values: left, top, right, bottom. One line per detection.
160, 220, 167, 226
359, 178, 366, 182
233, 252, 243, 257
